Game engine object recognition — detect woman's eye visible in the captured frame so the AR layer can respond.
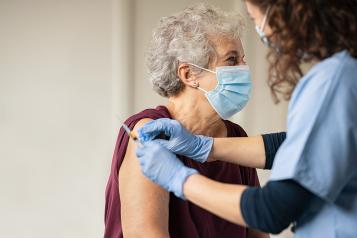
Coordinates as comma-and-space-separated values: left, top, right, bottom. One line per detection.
226, 56, 238, 65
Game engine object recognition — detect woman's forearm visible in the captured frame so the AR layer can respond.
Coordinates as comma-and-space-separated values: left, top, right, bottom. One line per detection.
183, 174, 313, 235
183, 173, 248, 226
209, 136, 266, 169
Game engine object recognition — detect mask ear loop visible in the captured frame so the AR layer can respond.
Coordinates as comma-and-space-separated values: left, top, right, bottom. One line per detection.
260, 6, 271, 32
186, 63, 214, 93
197, 86, 208, 93
191, 80, 208, 93
187, 63, 216, 74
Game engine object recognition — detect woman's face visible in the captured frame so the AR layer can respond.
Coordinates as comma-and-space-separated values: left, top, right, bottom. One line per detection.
196, 35, 246, 92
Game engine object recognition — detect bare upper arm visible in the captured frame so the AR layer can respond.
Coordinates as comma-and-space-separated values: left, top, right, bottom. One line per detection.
119, 118, 170, 238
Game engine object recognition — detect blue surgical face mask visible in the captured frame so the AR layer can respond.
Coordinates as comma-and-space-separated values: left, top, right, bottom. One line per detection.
255, 6, 271, 48
188, 63, 252, 120
255, 6, 282, 53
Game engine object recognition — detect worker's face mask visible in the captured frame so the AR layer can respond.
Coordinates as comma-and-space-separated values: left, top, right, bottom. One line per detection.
255, 6, 271, 48
188, 63, 252, 119
255, 6, 282, 53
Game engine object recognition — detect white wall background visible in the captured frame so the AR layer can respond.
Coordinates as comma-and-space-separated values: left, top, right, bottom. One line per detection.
0, 0, 290, 237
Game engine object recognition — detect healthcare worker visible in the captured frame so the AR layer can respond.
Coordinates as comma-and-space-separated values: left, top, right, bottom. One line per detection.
135, 0, 357, 237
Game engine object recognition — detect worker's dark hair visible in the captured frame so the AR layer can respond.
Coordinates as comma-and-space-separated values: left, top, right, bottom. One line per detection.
244, 0, 357, 102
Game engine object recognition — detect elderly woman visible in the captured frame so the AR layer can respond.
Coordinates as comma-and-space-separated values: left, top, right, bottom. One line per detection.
104, 4, 268, 238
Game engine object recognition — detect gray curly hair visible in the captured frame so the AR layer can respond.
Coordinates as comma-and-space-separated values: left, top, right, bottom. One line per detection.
146, 3, 245, 97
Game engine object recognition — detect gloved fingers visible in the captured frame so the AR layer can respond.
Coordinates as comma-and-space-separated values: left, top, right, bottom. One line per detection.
143, 140, 164, 150
135, 142, 149, 158
152, 138, 171, 149
135, 140, 153, 155
135, 140, 163, 157
137, 122, 160, 142
137, 120, 162, 141
138, 118, 179, 141
135, 146, 145, 158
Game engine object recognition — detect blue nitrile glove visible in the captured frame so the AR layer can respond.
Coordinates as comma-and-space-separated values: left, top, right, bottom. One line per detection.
136, 140, 198, 199
137, 118, 213, 163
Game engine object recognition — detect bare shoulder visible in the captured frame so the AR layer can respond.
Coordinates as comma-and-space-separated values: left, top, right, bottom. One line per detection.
133, 118, 153, 129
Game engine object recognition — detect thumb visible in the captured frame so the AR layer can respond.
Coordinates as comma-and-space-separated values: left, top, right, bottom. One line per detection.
137, 121, 159, 142
135, 144, 148, 158
140, 118, 176, 139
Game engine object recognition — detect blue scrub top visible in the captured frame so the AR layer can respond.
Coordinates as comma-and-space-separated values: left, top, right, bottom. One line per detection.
270, 51, 357, 238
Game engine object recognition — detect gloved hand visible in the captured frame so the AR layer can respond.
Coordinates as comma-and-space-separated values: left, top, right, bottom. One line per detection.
136, 141, 198, 199
137, 118, 213, 163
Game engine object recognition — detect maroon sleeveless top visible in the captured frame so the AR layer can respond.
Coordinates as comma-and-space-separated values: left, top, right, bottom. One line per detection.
104, 106, 260, 238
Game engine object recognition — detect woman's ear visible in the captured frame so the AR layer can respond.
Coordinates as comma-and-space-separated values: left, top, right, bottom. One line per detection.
177, 63, 199, 88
